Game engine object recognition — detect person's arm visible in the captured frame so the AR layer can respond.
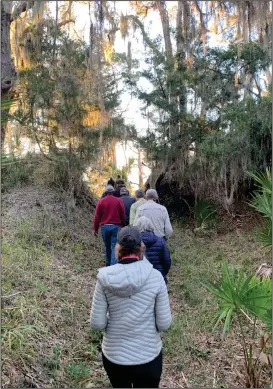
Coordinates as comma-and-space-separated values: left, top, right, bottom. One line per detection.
164, 208, 173, 238
93, 201, 102, 233
133, 207, 142, 226
129, 203, 136, 225
119, 199, 126, 226
90, 280, 108, 330
155, 276, 172, 332
161, 241, 171, 276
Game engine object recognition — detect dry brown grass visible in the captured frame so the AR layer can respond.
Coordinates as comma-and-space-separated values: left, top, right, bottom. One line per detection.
2, 186, 271, 388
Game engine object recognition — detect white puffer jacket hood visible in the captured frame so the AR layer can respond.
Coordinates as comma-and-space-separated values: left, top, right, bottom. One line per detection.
97, 257, 154, 298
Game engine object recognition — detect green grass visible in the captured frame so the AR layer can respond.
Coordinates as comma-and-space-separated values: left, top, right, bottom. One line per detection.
1, 187, 107, 388
160, 222, 270, 387
1, 192, 271, 388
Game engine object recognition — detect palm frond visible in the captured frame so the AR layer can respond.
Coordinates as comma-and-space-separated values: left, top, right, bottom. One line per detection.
254, 220, 272, 247
247, 169, 272, 247
1, 99, 19, 125
247, 169, 272, 194
202, 262, 272, 335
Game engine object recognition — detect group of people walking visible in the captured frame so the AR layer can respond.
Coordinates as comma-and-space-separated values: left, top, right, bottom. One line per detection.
91, 177, 173, 388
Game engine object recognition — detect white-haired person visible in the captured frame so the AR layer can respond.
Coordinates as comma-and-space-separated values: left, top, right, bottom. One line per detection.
90, 226, 172, 388
129, 189, 147, 225
134, 189, 173, 240
135, 216, 171, 284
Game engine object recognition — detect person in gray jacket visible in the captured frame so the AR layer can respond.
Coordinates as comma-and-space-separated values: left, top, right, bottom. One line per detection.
134, 189, 173, 240
90, 226, 172, 388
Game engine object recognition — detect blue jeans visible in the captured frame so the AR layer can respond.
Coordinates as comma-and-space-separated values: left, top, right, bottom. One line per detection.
101, 224, 120, 266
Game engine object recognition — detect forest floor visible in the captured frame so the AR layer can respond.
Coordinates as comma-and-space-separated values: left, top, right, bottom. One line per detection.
2, 185, 271, 388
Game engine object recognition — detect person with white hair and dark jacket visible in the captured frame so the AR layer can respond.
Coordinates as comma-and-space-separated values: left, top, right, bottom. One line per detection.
134, 189, 173, 240
135, 216, 171, 284
90, 226, 172, 388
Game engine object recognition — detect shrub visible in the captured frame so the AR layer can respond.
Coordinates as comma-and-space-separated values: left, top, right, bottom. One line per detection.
194, 199, 217, 231
248, 169, 272, 247
203, 262, 272, 388
1, 153, 36, 192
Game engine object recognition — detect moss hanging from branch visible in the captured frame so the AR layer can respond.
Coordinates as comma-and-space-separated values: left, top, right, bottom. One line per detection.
120, 12, 129, 39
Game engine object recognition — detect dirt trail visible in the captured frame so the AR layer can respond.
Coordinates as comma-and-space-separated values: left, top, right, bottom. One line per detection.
2, 186, 180, 387
2, 186, 270, 388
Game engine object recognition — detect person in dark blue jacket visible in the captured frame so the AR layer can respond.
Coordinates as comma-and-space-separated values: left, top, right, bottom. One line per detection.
135, 216, 171, 284
120, 187, 136, 225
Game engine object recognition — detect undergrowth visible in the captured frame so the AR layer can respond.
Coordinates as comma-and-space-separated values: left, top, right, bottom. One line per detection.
2, 190, 107, 388
2, 189, 271, 388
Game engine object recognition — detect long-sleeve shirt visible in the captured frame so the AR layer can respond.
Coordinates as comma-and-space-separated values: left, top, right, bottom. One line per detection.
129, 198, 147, 225
93, 194, 126, 233
134, 200, 173, 238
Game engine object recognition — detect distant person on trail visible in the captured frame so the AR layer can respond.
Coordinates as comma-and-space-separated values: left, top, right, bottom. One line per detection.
134, 189, 173, 240
119, 187, 136, 225
129, 189, 147, 225
101, 178, 116, 198
90, 226, 172, 388
115, 175, 124, 186
93, 185, 126, 266
113, 176, 126, 198
135, 216, 171, 284
108, 177, 115, 187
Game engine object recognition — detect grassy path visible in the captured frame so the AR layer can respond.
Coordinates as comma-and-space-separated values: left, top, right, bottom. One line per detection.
2, 186, 269, 388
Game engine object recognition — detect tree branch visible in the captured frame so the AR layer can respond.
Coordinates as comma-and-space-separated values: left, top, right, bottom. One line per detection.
2, 291, 21, 299
22, 19, 75, 36
127, 15, 165, 61
52, 0, 59, 61
193, 0, 209, 33
10, 1, 35, 22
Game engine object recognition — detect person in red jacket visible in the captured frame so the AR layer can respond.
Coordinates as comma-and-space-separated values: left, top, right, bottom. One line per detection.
93, 185, 126, 266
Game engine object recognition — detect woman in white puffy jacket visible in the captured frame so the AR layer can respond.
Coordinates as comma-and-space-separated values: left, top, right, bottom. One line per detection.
90, 226, 172, 388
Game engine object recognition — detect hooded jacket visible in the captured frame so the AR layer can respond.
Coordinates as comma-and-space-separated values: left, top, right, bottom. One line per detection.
90, 257, 172, 365
141, 231, 171, 283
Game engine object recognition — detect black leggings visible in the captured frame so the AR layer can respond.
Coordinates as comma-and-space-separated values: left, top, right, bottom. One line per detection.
102, 351, 163, 388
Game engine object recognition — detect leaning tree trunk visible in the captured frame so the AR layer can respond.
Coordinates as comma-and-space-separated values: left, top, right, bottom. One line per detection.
1, 2, 15, 148
1, 1, 35, 149
156, 0, 176, 143
138, 148, 144, 187
1, 2, 15, 95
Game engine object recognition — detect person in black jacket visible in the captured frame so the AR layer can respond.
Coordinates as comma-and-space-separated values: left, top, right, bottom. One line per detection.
135, 216, 171, 284
113, 178, 126, 197
119, 187, 136, 225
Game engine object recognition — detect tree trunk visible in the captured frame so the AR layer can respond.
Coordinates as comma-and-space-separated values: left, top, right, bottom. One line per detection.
1, 2, 15, 149
156, 1, 173, 58
1, 2, 15, 95
1, 1, 35, 149
176, 1, 187, 115
95, 0, 106, 155
156, 0, 176, 141
138, 148, 144, 187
